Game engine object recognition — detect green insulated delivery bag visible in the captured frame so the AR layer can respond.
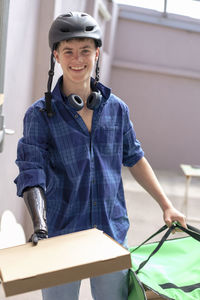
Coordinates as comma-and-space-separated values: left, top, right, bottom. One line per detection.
128, 223, 200, 300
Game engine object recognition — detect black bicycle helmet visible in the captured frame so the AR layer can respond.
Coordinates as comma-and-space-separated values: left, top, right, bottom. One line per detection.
49, 12, 102, 50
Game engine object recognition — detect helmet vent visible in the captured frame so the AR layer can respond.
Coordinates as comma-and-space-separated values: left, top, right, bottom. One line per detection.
86, 26, 94, 32
61, 28, 71, 32
63, 13, 72, 17
81, 13, 87, 17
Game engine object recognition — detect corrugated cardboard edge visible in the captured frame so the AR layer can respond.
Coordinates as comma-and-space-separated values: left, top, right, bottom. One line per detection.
102, 231, 128, 250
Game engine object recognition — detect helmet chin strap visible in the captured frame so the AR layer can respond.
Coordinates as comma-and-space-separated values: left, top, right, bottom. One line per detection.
94, 53, 100, 85
42, 52, 55, 117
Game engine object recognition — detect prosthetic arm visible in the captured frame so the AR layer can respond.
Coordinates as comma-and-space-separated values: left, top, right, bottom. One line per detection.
23, 186, 48, 245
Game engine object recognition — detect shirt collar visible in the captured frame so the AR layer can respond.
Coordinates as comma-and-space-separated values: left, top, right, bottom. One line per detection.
52, 76, 111, 104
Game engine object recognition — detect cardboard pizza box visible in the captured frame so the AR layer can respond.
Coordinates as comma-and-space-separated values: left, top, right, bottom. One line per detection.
0, 228, 131, 297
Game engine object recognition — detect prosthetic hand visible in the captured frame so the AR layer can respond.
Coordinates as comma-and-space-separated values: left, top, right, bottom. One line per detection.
23, 186, 48, 245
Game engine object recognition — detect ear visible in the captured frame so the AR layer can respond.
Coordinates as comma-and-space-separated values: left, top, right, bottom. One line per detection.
95, 47, 100, 62
53, 50, 60, 63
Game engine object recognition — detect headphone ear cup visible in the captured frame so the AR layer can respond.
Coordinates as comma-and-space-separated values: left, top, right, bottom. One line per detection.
68, 94, 84, 111
86, 91, 101, 110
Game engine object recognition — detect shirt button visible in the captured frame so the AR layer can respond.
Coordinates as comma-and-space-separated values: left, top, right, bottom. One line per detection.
93, 202, 97, 206
74, 114, 78, 119
94, 225, 97, 228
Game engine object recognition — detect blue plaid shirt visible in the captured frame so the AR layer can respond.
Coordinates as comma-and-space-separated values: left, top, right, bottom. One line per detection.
15, 77, 144, 244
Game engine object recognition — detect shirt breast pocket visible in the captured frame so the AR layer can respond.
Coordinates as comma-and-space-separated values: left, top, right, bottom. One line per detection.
95, 125, 122, 156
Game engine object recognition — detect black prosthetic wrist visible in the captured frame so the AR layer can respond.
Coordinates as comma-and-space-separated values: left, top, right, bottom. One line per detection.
23, 186, 48, 240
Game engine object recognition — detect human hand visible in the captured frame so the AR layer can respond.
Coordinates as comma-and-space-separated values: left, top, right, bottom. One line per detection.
29, 230, 48, 245
163, 207, 187, 229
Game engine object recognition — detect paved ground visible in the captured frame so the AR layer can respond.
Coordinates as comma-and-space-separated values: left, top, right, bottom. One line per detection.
1, 167, 200, 299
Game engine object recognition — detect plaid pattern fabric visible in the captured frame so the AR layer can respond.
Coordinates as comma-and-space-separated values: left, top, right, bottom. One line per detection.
15, 77, 144, 244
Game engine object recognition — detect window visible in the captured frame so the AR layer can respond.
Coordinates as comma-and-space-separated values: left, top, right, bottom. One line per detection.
167, 0, 200, 19
115, 0, 200, 20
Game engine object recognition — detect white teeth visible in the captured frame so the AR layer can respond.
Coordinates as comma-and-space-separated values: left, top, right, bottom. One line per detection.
71, 66, 84, 70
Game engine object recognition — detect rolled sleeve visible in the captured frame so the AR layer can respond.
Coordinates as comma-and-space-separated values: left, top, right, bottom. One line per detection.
122, 106, 144, 167
15, 168, 46, 197
123, 126, 144, 167
14, 105, 49, 197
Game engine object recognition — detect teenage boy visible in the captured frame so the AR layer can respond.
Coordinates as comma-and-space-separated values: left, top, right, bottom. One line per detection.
15, 12, 186, 300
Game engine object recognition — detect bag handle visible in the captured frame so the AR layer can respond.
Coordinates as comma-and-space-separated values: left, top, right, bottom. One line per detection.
132, 223, 200, 274
176, 223, 200, 241
132, 224, 168, 252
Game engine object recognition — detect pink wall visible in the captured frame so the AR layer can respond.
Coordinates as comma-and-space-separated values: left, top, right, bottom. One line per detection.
110, 5, 200, 170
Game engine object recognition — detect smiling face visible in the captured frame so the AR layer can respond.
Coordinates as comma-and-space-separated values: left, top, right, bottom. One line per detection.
53, 38, 99, 87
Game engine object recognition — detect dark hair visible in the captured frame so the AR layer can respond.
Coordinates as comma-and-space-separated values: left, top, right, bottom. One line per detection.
54, 37, 99, 51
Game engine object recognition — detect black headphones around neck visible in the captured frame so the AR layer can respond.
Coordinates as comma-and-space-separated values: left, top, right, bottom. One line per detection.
67, 89, 101, 111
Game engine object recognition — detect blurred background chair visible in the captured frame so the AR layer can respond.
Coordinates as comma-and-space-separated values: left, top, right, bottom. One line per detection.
180, 164, 200, 222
